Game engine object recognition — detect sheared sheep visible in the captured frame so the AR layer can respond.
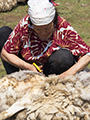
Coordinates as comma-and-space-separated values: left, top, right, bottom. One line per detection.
0, 70, 90, 120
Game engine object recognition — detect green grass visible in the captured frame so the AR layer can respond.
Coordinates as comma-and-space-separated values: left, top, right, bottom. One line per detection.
0, 3, 28, 29
0, 59, 6, 78
56, 0, 90, 44
0, 0, 90, 78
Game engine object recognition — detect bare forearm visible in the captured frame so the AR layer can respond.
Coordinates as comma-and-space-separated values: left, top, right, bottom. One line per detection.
68, 54, 90, 74
59, 54, 90, 78
1, 48, 37, 71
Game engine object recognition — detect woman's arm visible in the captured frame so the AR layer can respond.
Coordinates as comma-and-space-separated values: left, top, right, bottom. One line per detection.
59, 54, 90, 78
1, 48, 38, 72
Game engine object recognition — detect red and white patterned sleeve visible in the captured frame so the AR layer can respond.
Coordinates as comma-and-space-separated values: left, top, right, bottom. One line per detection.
57, 16, 90, 57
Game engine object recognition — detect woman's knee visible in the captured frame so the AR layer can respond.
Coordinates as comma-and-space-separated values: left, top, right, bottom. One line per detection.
2, 60, 19, 74
43, 49, 75, 76
0, 26, 12, 52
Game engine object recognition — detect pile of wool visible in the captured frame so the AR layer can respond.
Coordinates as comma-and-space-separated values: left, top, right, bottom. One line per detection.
0, 70, 90, 120
0, 0, 27, 12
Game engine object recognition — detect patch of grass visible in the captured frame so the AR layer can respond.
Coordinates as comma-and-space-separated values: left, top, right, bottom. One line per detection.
0, 59, 6, 78
0, 0, 90, 78
0, 4, 28, 29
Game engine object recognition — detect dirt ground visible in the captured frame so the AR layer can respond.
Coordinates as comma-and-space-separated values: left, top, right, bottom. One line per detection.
1, 14, 22, 24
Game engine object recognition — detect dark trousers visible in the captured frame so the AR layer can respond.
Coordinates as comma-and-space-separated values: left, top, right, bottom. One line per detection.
43, 49, 75, 76
0, 26, 75, 75
0, 26, 20, 74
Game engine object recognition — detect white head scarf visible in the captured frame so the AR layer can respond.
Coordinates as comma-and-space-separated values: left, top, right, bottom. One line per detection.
27, 0, 56, 26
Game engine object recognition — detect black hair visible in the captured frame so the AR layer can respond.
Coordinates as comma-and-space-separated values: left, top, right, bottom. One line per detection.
54, 9, 58, 27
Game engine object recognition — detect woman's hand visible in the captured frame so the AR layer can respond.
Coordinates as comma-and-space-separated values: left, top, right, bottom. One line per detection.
30, 64, 43, 73
59, 70, 74, 78
59, 54, 90, 78
29, 64, 38, 72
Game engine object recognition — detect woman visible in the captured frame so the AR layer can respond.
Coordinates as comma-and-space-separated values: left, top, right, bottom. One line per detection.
1, 0, 90, 78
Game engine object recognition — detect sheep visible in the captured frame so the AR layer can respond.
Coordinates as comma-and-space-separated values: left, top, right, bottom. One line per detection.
0, 70, 90, 120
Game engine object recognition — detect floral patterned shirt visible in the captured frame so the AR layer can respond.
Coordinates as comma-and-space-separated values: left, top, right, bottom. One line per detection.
4, 15, 90, 66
